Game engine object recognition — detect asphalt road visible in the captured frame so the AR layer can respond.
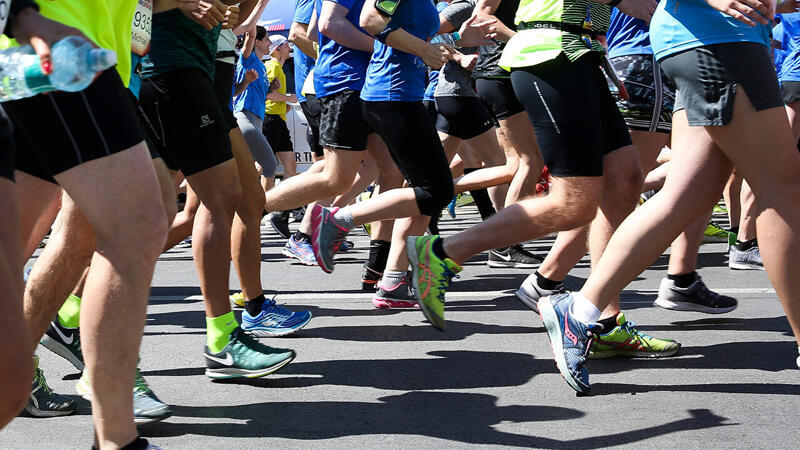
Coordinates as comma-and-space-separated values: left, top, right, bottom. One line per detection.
2, 207, 799, 449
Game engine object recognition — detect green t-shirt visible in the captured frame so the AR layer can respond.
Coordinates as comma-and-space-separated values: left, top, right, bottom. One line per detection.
499, 0, 610, 69
140, 9, 221, 80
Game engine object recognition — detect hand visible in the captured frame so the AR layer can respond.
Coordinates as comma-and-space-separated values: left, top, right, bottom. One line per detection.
222, 5, 240, 29
616, 0, 658, 24
174, 0, 201, 13
11, 8, 90, 75
244, 69, 258, 83
457, 53, 479, 71
706, 0, 773, 25
456, 15, 497, 47
421, 43, 451, 70
776, 0, 799, 13
186, 0, 227, 30
270, 78, 282, 91
287, 93, 298, 103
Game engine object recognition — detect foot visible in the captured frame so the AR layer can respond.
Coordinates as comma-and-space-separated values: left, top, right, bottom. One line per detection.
455, 193, 474, 207
589, 313, 680, 359
269, 211, 291, 239
241, 298, 312, 337
515, 274, 567, 313
40, 319, 84, 371
229, 292, 245, 308
204, 327, 296, 379
538, 294, 599, 394
25, 357, 77, 417
310, 205, 350, 274
361, 264, 383, 291
655, 277, 737, 314
703, 221, 732, 244
282, 235, 318, 266
487, 245, 542, 268
372, 280, 419, 309
406, 235, 462, 331
729, 245, 764, 270
76, 368, 174, 424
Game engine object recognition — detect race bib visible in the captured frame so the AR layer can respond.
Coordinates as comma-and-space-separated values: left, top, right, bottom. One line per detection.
0, 0, 9, 36
131, 0, 152, 56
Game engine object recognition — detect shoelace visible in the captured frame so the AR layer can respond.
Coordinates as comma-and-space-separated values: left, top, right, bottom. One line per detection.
34, 368, 54, 396
435, 265, 459, 303
134, 370, 152, 395
621, 321, 654, 345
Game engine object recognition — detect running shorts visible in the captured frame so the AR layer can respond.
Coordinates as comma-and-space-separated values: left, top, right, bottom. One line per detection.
319, 89, 370, 151
434, 96, 494, 140
610, 54, 675, 134
475, 77, 525, 121
423, 100, 437, 124
300, 95, 324, 158
262, 114, 294, 153
661, 42, 783, 127
214, 61, 238, 131
0, 108, 13, 182
782, 81, 800, 104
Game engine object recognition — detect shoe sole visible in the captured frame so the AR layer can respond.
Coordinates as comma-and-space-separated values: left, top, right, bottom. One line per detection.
205, 353, 295, 379
134, 408, 173, 424
40, 335, 85, 371
311, 206, 333, 274
488, 260, 540, 268
589, 348, 680, 359
372, 297, 419, 309
702, 236, 729, 244
23, 405, 76, 418
281, 248, 317, 266
654, 297, 737, 314
243, 315, 313, 337
538, 297, 587, 394
362, 280, 379, 291
729, 262, 765, 270
514, 287, 540, 314
406, 236, 445, 331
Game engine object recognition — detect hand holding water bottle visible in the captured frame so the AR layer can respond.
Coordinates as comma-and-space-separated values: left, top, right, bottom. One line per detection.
8, 7, 90, 76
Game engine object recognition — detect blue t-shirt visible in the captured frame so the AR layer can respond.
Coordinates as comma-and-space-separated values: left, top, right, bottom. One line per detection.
294, 0, 317, 102
776, 13, 800, 82
360, 0, 440, 102
234, 51, 268, 119
650, 0, 771, 61
607, 9, 652, 58
423, 70, 439, 101
313, 0, 373, 97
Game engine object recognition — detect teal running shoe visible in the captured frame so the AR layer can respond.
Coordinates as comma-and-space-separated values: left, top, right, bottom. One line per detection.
204, 327, 296, 379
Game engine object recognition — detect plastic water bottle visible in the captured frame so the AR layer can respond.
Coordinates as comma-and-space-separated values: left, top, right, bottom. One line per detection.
0, 36, 117, 102
430, 32, 460, 47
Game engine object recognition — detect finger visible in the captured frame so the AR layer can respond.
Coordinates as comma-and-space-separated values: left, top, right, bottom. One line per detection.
29, 36, 53, 74
741, 0, 771, 19
737, 0, 770, 23
727, 7, 756, 26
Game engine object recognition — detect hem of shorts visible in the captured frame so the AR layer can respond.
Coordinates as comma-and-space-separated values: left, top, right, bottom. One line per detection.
653, 37, 768, 62
320, 142, 368, 151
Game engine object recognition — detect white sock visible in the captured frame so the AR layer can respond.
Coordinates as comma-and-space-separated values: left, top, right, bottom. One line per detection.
332, 206, 355, 230
379, 271, 406, 289
569, 292, 602, 325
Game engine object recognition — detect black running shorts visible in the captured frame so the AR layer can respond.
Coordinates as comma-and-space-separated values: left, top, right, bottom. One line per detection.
214, 61, 238, 131
300, 95, 324, 158
434, 96, 495, 140
319, 89, 370, 151
139, 68, 233, 176
782, 81, 800, 104
8, 69, 145, 184
475, 77, 525, 121
0, 108, 13, 182
262, 114, 294, 153
510, 53, 632, 178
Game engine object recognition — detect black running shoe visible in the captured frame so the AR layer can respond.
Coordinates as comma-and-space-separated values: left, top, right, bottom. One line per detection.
269, 211, 291, 239
488, 245, 542, 268
361, 264, 383, 291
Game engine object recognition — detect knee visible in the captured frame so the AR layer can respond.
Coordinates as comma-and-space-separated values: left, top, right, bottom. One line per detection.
205, 180, 243, 216
323, 171, 354, 197
606, 163, 644, 202
238, 182, 265, 218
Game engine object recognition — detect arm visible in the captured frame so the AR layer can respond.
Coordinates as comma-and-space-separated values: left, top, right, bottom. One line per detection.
154, 0, 200, 13
241, 25, 257, 59
474, 0, 516, 40
290, 22, 319, 58
234, 0, 270, 34
266, 92, 299, 102
234, 68, 258, 96
319, 1, 375, 53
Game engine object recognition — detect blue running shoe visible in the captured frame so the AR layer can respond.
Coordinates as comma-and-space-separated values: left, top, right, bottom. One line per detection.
538, 293, 601, 394
282, 235, 317, 266
310, 205, 350, 273
447, 197, 457, 218
242, 298, 312, 337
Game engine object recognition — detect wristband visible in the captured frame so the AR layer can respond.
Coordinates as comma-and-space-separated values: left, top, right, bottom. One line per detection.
607, 0, 623, 7
375, 21, 401, 44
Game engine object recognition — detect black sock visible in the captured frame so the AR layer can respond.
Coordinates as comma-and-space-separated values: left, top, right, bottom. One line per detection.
294, 231, 311, 242
463, 168, 496, 220
367, 240, 391, 272
734, 238, 757, 251
728, 226, 739, 236
597, 316, 619, 333
667, 271, 698, 289
428, 213, 440, 235
535, 271, 563, 291
432, 237, 450, 261
245, 294, 266, 316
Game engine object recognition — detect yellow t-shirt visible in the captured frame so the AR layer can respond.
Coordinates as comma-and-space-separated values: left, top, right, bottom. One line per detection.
264, 58, 287, 121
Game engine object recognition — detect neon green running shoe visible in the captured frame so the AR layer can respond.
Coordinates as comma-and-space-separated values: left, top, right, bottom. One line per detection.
230, 292, 245, 308
713, 205, 728, 215
703, 221, 731, 244
589, 313, 680, 359
455, 193, 474, 207
406, 235, 462, 331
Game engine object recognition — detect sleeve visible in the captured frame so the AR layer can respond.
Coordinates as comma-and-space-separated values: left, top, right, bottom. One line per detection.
441, 0, 473, 30
327, 0, 357, 10
265, 60, 279, 83
294, 0, 316, 24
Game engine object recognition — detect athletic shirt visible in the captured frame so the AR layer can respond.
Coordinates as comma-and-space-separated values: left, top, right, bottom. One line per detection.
234, 52, 269, 119
607, 9, 651, 58
265, 58, 288, 120
650, 0, 771, 61
360, 0, 440, 102
434, 0, 479, 98
499, 0, 610, 69
423, 70, 439, 101
128, 0, 154, 99
217, 29, 237, 64
294, 0, 317, 102
141, 9, 222, 81
775, 13, 800, 82
313, 0, 372, 98
472, 0, 519, 79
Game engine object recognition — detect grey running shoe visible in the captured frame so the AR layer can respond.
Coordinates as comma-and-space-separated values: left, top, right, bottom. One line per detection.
515, 273, 566, 313
310, 205, 350, 274
76, 368, 173, 424
488, 245, 542, 268
25, 356, 77, 417
655, 277, 737, 314
372, 281, 419, 309
40, 319, 84, 371
729, 244, 764, 270
269, 211, 291, 239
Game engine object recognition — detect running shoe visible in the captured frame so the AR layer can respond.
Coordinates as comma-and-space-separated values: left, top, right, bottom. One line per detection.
176, 237, 192, 248
487, 245, 542, 268
310, 205, 350, 273
76, 369, 173, 424
713, 204, 728, 215
589, 313, 680, 359
372, 281, 419, 309
703, 221, 732, 243
334, 240, 354, 253
291, 206, 306, 222
655, 277, 738, 314
406, 235, 462, 331
282, 235, 318, 265
362, 222, 372, 237
538, 293, 600, 394
361, 264, 383, 291
230, 292, 245, 308
241, 298, 312, 337
515, 273, 567, 313
729, 244, 764, 270
40, 319, 84, 371
446, 197, 457, 218
639, 190, 656, 205
269, 211, 291, 239
455, 193, 474, 207
204, 327, 296, 379
25, 356, 77, 417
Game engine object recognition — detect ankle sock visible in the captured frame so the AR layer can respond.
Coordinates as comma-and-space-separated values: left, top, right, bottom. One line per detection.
432, 237, 450, 261
597, 315, 619, 333
333, 207, 355, 230
244, 294, 266, 316
535, 271, 563, 291
728, 226, 739, 236
206, 311, 238, 353
367, 240, 391, 273
294, 231, 311, 242
93, 437, 149, 450
734, 238, 757, 251
569, 292, 602, 325
667, 271, 698, 289
57, 294, 82, 328
380, 270, 406, 289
